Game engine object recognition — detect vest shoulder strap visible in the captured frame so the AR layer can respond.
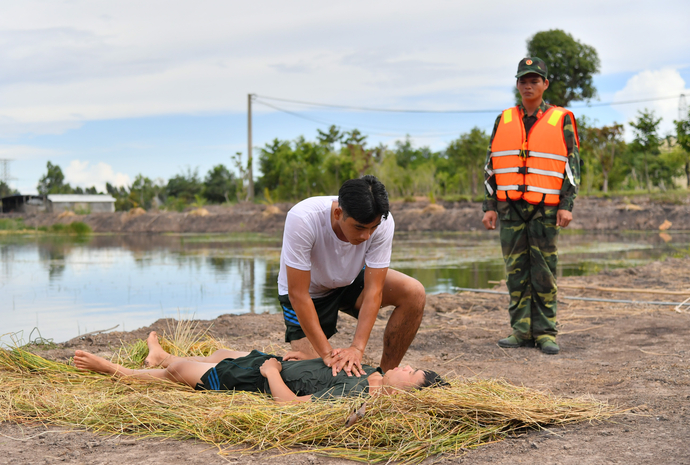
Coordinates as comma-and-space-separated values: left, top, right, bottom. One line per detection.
548, 105, 580, 149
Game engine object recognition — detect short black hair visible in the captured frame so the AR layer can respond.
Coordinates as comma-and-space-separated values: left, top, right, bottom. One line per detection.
419, 370, 450, 389
338, 175, 389, 224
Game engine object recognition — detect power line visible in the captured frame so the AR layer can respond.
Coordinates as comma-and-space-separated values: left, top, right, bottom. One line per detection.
253, 99, 462, 138
255, 93, 683, 114
255, 95, 499, 114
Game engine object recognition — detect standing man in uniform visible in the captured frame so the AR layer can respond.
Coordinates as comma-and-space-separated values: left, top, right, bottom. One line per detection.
482, 57, 581, 355
278, 175, 426, 375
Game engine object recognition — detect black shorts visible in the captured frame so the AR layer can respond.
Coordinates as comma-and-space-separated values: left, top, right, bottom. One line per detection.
279, 268, 365, 343
196, 350, 282, 392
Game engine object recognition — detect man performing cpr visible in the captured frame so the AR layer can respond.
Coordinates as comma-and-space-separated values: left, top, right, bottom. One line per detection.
278, 175, 425, 376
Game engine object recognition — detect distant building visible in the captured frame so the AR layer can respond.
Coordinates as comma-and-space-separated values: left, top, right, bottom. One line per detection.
46, 194, 116, 213
1, 195, 47, 213
1, 194, 116, 214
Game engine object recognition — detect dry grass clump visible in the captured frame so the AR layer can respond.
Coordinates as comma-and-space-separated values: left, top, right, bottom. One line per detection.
57, 211, 77, 219
127, 207, 146, 217
189, 207, 210, 216
422, 203, 445, 214
0, 341, 619, 463
262, 205, 283, 217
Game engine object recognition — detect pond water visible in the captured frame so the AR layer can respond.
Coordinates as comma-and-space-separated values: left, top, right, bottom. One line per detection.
2, 230, 689, 345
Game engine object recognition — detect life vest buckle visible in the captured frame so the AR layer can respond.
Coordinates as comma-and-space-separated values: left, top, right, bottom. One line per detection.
517, 166, 526, 175
516, 184, 526, 193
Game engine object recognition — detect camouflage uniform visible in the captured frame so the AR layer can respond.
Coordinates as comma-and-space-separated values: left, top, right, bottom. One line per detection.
483, 101, 581, 344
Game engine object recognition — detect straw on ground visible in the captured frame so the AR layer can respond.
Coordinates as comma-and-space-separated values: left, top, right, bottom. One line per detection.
0, 335, 620, 463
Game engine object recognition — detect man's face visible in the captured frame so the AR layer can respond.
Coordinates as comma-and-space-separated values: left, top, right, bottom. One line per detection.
382, 365, 426, 390
517, 74, 549, 102
336, 210, 382, 245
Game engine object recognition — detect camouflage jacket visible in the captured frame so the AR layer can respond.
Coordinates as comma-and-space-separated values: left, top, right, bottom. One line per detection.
482, 101, 581, 212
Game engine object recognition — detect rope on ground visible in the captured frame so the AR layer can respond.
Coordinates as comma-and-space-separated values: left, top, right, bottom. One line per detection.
487, 280, 690, 296
452, 287, 690, 307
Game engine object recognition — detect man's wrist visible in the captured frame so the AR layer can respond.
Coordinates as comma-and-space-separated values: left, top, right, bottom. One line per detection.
350, 345, 364, 354
482, 199, 497, 212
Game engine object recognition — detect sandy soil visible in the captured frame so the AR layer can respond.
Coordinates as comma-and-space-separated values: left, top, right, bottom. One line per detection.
2, 258, 689, 464
5, 195, 690, 233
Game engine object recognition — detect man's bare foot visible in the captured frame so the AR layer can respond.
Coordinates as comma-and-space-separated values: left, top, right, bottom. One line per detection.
74, 350, 119, 375
144, 331, 171, 367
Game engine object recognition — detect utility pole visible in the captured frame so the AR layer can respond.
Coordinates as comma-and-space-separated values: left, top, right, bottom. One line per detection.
247, 93, 254, 201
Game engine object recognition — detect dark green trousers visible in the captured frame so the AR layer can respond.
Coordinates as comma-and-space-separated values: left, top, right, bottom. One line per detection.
498, 200, 559, 343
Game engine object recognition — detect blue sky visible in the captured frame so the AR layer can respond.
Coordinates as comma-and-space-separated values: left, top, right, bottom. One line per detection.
1, 1, 689, 194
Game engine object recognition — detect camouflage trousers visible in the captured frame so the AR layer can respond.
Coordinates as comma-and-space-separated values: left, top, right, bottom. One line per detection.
498, 200, 559, 343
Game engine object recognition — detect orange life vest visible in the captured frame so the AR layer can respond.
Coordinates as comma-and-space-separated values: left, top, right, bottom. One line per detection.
487, 106, 578, 207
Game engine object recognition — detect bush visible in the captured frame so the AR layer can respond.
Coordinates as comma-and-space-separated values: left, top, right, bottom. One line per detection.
68, 222, 92, 235
49, 222, 92, 235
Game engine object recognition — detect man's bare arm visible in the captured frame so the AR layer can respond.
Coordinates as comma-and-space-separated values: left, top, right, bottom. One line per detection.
285, 266, 335, 363
333, 267, 387, 376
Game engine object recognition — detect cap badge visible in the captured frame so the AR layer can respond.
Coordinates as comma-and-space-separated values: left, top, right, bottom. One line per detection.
525, 59, 533, 65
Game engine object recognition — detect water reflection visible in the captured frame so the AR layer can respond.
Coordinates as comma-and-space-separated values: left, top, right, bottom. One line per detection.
1, 230, 689, 345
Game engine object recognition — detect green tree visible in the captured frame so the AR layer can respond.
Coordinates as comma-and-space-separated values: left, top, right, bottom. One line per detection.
581, 123, 626, 193
37, 161, 73, 195
317, 125, 344, 151
393, 137, 434, 169
445, 128, 490, 196
106, 182, 128, 198
131, 175, 163, 209
259, 137, 329, 200
166, 168, 202, 203
629, 109, 662, 191
111, 175, 163, 211
203, 164, 237, 203
674, 109, 690, 188
519, 29, 600, 107
0, 181, 17, 198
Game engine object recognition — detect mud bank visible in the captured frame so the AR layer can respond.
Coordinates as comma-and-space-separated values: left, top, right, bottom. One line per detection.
2, 257, 689, 464
3, 195, 690, 233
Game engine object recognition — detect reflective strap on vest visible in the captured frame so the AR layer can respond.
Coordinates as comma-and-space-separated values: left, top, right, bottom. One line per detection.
528, 151, 568, 162
491, 150, 521, 157
526, 185, 561, 195
527, 167, 564, 179
493, 167, 521, 174
484, 180, 494, 196
497, 185, 520, 191
484, 164, 494, 177
565, 161, 575, 185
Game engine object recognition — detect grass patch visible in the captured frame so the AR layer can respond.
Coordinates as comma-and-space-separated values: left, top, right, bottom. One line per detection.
0, 328, 621, 463
0, 218, 26, 231
583, 188, 690, 204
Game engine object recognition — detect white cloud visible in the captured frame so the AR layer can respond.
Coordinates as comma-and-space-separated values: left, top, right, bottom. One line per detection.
613, 68, 689, 139
0, 144, 64, 160
0, 0, 686, 135
63, 160, 130, 192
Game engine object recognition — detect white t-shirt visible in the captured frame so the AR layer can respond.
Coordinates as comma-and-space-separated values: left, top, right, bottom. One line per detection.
278, 196, 395, 298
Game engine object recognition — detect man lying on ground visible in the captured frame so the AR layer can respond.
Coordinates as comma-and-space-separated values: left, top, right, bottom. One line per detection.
73, 332, 447, 403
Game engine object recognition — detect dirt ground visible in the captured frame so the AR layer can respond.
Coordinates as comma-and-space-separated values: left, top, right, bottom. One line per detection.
5, 194, 690, 234
2, 257, 689, 464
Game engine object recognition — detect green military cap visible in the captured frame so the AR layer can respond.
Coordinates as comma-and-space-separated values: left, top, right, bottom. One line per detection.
516, 57, 547, 78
